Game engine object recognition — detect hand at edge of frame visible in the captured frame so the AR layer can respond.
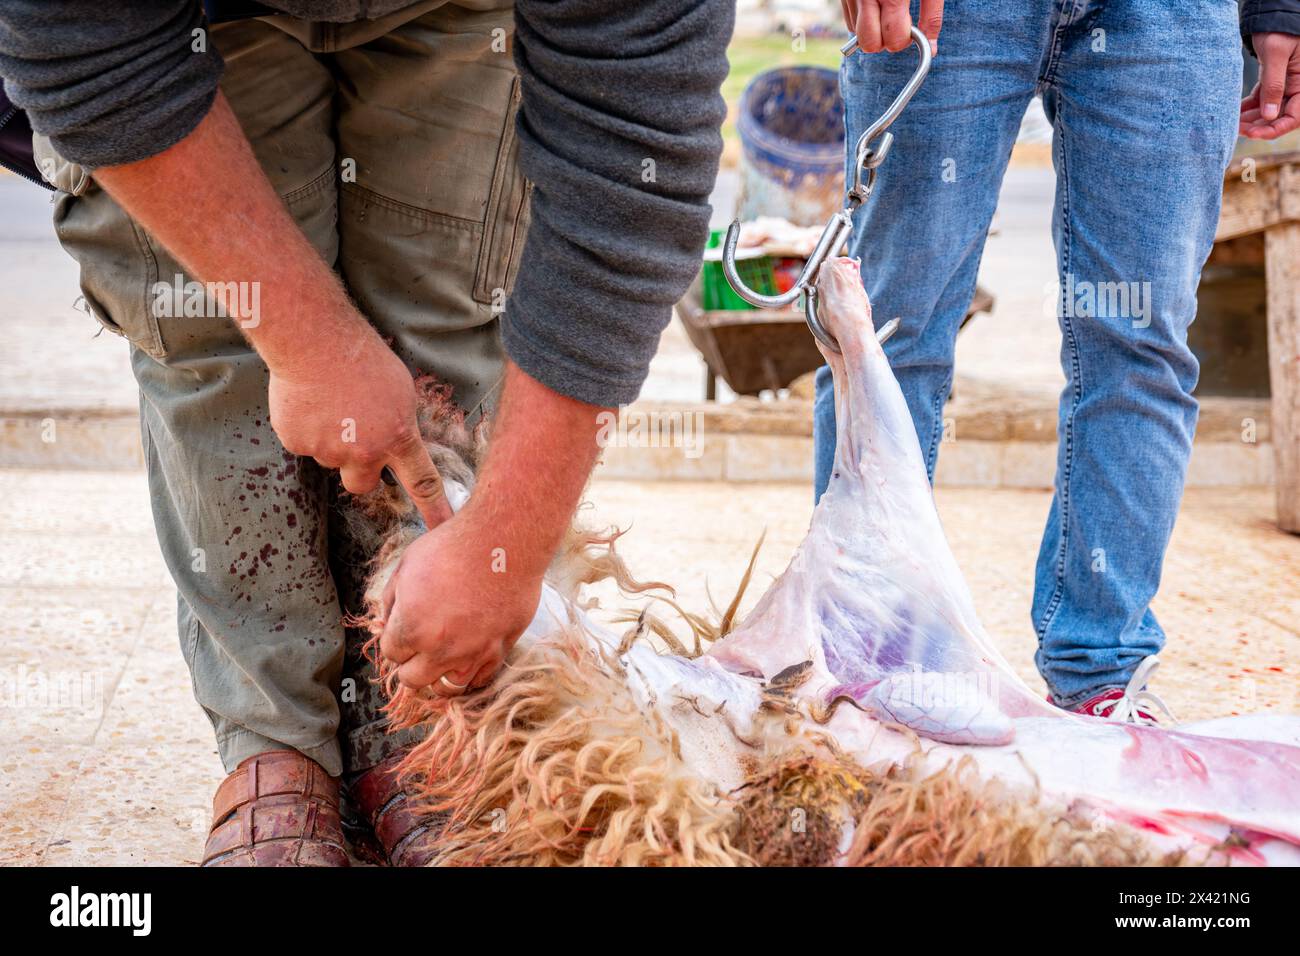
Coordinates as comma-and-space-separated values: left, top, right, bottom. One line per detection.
841, 0, 943, 55
1241, 32, 1300, 140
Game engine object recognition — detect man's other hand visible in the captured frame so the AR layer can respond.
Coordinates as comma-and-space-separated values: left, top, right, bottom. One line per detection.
269, 333, 453, 529
377, 504, 542, 695
1241, 32, 1300, 139
842, 0, 943, 54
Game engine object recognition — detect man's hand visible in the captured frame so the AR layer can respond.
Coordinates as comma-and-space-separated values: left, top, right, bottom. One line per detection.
378, 361, 609, 695
268, 334, 451, 528
1241, 32, 1300, 139
842, 0, 943, 54
378, 504, 543, 693
92, 92, 450, 526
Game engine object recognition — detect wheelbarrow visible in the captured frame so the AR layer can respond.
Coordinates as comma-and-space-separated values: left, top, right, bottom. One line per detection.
678, 276, 995, 399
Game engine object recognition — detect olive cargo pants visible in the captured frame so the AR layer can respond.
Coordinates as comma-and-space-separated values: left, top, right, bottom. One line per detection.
38, 1, 528, 777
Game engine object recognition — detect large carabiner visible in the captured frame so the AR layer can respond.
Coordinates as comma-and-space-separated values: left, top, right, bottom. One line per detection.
720, 25, 931, 353
842, 27, 932, 201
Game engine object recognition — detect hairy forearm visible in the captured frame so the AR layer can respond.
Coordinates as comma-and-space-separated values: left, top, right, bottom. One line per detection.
91, 91, 372, 379
464, 361, 609, 579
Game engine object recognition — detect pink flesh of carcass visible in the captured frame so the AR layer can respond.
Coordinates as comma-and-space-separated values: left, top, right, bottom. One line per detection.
500, 257, 1300, 864
704, 258, 1300, 861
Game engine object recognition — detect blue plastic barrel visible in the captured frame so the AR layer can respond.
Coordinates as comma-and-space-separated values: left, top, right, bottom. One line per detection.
735, 66, 845, 227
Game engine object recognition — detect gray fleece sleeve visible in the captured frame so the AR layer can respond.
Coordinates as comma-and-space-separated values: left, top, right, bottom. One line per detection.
506, 0, 733, 407
0, 1, 221, 168
0, 0, 730, 408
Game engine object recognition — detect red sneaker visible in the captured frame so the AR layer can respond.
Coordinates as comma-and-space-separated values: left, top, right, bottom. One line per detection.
1060, 658, 1176, 727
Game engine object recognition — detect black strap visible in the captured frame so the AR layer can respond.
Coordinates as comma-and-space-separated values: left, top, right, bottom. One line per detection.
0, 79, 52, 191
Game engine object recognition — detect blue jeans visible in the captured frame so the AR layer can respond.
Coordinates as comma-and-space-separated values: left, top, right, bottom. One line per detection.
813, 0, 1242, 706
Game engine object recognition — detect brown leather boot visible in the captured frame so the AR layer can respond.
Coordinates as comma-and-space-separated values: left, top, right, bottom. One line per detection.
347, 750, 446, 867
202, 749, 350, 867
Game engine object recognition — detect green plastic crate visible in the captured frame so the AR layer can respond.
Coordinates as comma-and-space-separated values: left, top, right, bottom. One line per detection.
701, 228, 777, 310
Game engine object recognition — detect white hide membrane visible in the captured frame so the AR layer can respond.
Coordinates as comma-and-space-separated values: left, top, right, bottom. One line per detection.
372, 260, 1300, 865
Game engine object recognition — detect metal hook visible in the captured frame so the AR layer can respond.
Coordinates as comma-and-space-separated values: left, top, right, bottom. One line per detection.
846, 26, 932, 198
806, 289, 901, 352
721, 208, 854, 311
721, 26, 932, 353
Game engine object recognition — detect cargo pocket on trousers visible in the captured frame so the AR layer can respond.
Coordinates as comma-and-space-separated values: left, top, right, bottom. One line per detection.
49, 186, 168, 360
473, 75, 532, 311
36, 132, 168, 358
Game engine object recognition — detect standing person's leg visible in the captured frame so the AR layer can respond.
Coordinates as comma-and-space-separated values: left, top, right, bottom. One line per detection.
326, 0, 526, 776
814, 0, 1050, 500
39, 19, 364, 865
1032, 0, 1241, 707
41, 21, 349, 774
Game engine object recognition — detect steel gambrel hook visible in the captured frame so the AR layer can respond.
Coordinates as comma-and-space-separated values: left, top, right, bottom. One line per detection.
721, 26, 932, 353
